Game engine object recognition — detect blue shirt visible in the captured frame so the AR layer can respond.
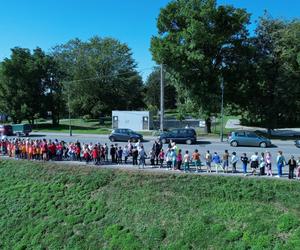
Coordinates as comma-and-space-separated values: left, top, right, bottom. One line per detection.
212, 155, 221, 164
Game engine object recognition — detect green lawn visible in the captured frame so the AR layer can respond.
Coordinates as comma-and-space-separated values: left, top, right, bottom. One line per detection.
0, 160, 300, 249
31, 114, 240, 137
32, 118, 112, 134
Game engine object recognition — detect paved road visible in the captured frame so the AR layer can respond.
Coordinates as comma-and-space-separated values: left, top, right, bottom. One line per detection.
3, 131, 299, 176
14, 131, 299, 161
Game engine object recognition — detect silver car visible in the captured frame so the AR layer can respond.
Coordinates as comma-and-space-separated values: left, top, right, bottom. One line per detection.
228, 130, 272, 148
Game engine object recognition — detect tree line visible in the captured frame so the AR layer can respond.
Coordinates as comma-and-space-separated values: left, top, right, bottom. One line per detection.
0, 0, 299, 132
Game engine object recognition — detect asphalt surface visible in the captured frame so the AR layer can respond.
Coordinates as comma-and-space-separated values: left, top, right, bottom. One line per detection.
13, 132, 300, 162
2, 131, 300, 177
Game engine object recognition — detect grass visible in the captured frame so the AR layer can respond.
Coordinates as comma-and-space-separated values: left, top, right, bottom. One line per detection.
1, 160, 300, 249
32, 119, 157, 136
30, 113, 239, 137
32, 118, 112, 134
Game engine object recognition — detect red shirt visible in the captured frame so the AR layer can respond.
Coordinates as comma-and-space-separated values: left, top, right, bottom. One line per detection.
76, 146, 81, 155
92, 148, 98, 159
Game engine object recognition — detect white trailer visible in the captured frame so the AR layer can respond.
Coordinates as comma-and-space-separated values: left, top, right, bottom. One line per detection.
112, 111, 151, 131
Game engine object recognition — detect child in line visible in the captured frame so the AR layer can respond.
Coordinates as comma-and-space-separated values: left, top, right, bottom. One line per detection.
296, 157, 300, 180
231, 152, 238, 173
170, 149, 177, 170
265, 151, 272, 176
241, 153, 249, 176
123, 145, 129, 164
117, 147, 123, 164
149, 149, 155, 167
159, 149, 164, 168
205, 150, 212, 173
192, 149, 201, 173
183, 150, 190, 173
165, 149, 172, 170
212, 152, 221, 173
177, 149, 182, 170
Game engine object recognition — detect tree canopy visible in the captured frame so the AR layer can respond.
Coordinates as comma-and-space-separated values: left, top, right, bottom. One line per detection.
228, 15, 300, 129
144, 67, 177, 112
52, 36, 145, 118
0, 47, 61, 124
151, 0, 300, 130
150, 0, 251, 130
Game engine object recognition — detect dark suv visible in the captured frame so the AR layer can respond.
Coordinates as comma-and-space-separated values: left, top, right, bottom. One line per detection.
109, 128, 143, 142
159, 128, 197, 145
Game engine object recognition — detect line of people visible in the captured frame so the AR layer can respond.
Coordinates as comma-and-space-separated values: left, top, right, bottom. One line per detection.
1, 138, 300, 179
159, 142, 300, 179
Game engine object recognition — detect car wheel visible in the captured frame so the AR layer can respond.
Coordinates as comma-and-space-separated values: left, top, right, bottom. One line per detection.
131, 138, 137, 143
110, 136, 115, 142
161, 138, 167, 144
186, 139, 192, 145
260, 142, 267, 148
230, 141, 238, 147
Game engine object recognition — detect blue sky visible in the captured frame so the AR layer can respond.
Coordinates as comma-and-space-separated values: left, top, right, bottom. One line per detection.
0, 0, 299, 80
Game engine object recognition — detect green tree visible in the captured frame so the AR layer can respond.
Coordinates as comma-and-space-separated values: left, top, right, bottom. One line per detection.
144, 67, 177, 112
52, 36, 145, 118
150, 0, 251, 132
234, 16, 300, 130
0, 47, 63, 125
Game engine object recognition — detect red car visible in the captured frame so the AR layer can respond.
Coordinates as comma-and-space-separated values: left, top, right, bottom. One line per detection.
0, 125, 13, 136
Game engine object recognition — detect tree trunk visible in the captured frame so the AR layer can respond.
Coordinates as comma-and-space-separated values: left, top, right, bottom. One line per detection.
205, 117, 212, 134
52, 113, 59, 126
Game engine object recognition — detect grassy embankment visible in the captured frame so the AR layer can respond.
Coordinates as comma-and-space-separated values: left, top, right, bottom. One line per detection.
1, 160, 300, 249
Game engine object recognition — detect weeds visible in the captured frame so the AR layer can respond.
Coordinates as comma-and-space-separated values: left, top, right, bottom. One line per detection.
0, 160, 300, 249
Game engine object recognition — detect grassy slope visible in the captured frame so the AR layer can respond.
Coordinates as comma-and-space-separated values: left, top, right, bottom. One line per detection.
0, 160, 300, 249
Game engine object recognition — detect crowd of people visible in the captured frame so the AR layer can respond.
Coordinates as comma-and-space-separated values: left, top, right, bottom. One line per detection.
1, 137, 300, 179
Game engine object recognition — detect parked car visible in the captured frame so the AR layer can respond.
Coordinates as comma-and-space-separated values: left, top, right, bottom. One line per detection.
109, 128, 143, 142
12, 124, 32, 137
228, 130, 272, 148
0, 125, 13, 136
296, 140, 300, 148
159, 128, 197, 145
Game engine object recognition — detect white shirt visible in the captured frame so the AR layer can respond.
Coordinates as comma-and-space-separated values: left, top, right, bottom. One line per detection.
231, 155, 238, 164
250, 154, 259, 162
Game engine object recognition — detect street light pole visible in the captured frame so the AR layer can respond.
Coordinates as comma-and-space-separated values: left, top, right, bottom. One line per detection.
220, 78, 224, 142
160, 64, 164, 131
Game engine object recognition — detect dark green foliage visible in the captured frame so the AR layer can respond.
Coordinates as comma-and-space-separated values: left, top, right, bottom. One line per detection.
151, 1, 300, 129
52, 36, 145, 117
235, 16, 300, 129
150, 0, 251, 120
144, 67, 177, 112
0, 160, 300, 249
0, 48, 63, 124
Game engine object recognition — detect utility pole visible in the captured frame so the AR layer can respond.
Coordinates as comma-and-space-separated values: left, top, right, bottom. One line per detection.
220, 78, 224, 142
160, 64, 164, 131
68, 83, 72, 137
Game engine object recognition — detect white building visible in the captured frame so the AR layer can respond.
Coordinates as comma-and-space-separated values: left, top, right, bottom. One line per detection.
112, 111, 151, 131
